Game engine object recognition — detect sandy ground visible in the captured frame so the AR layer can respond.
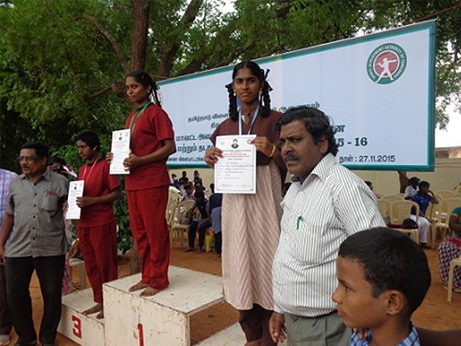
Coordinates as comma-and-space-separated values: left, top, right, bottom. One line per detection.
6, 239, 461, 345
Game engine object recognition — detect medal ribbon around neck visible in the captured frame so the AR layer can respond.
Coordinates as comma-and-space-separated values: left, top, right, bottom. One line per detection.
238, 103, 260, 135
80, 157, 100, 183
128, 101, 152, 135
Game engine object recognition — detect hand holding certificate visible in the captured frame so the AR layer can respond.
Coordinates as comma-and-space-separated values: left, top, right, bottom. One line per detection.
214, 135, 257, 194
110, 129, 131, 175
66, 180, 84, 220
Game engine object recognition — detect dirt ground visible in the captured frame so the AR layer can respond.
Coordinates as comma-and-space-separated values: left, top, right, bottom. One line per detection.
7, 240, 461, 345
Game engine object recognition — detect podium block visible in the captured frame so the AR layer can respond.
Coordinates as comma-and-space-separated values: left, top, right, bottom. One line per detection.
58, 288, 105, 346
196, 323, 246, 346
103, 266, 224, 346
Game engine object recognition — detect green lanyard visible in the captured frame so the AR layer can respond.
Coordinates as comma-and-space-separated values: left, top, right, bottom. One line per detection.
128, 101, 152, 134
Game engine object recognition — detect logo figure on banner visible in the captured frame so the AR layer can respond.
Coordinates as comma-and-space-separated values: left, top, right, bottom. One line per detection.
367, 43, 407, 84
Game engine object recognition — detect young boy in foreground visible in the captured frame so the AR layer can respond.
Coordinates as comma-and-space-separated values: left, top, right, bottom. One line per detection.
332, 227, 431, 346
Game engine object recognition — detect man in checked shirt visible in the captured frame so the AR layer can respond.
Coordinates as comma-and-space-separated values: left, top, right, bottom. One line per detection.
0, 142, 68, 346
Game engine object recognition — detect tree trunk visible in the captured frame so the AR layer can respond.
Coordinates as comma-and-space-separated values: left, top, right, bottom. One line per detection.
130, 0, 150, 71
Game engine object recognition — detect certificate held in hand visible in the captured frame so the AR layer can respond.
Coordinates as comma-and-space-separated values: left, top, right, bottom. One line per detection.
110, 129, 130, 175
66, 180, 84, 220
215, 135, 257, 194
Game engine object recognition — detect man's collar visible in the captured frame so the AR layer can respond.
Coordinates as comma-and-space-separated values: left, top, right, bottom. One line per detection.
21, 169, 51, 182
291, 153, 336, 184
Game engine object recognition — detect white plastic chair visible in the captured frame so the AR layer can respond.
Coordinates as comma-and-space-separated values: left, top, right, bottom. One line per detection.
169, 200, 195, 245
391, 200, 419, 243
432, 198, 461, 247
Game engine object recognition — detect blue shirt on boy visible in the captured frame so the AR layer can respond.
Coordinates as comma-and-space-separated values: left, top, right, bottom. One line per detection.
411, 194, 432, 215
349, 323, 420, 346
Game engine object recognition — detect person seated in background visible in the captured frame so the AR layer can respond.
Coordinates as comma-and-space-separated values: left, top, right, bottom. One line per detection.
206, 183, 223, 256
48, 156, 77, 179
194, 181, 206, 195
438, 206, 461, 292
181, 182, 195, 201
193, 170, 202, 185
364, 180, 382, 199
185, 190, 208, 252
332, 227, 431, 346
171, 173, 179, 189
178, 170, 189, 186
404, 177, 420, 200
411, 181, 439, 248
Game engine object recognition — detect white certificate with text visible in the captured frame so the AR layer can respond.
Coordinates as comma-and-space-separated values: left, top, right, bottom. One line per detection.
215, 135, 257, 194
110, 129, 130, 175
66, 180, 84, 220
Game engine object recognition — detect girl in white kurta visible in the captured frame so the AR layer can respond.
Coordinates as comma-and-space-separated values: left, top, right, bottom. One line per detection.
206, 61, 286, 346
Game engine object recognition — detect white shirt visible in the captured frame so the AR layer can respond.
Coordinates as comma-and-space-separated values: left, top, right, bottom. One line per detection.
404, 185, 418, 199
272, 154, 385, 317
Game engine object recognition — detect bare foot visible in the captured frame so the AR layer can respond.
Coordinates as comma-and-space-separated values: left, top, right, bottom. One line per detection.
96, 311, 104, 319
83, 303, 103, 316
140, 286, 163, 297
129, 281, 149, 292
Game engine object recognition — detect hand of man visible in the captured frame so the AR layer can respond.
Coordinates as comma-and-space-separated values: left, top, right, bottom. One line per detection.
0, 245, 5, 265
269, 311, 287, 343
68, 241, 80, 258
76, 196, 96, 208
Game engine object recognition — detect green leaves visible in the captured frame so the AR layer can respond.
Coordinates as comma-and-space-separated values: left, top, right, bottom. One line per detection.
0, 0, 460, 162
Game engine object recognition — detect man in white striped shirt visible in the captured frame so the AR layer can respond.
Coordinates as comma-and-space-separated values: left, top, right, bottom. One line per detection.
269, 107, 385, 346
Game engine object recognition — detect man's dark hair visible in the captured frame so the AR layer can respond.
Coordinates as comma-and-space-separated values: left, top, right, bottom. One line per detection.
275, 106, 339, 156
419, 181, 430, 189
194, 189, 205, 200
21, 142, 49, 159
48, 157, 66, 166
409, 177, 420, 185
185, 182, 193, 190
338, 227, 431, 315
76, 130, 100, 151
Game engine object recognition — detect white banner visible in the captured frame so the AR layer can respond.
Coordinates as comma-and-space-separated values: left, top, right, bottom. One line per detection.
160, 21, 436, 171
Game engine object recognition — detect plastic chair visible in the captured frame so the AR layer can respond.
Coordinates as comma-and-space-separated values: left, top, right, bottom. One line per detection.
454, 185, 461, 195
169, 200, 195, 245
390, 200, 420, 243
447, 252, 461, 302
166, 191, 181, 226
436, 189, 456, 200
432, 198, 461, 248
377, 199, 391, 222
381, 194, 404, 203
69, 257, 86, 289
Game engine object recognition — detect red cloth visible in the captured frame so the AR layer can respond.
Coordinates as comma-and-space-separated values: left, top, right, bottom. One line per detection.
127, 186, 170, 289
79, 221, 118, 303
124, 104, 175, 191
77, 159, 121, 227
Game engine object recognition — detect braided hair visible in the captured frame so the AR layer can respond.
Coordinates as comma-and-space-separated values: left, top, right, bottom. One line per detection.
225, 61, 273, 121
126, 70, 162, 107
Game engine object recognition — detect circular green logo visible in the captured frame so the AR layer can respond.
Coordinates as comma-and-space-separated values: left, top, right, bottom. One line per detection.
367, 43, 407, 84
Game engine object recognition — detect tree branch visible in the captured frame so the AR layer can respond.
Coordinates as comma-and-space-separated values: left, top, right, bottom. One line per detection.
158, 0, 204, 77
86, 86, 112, 100
80, 15, 129, 74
